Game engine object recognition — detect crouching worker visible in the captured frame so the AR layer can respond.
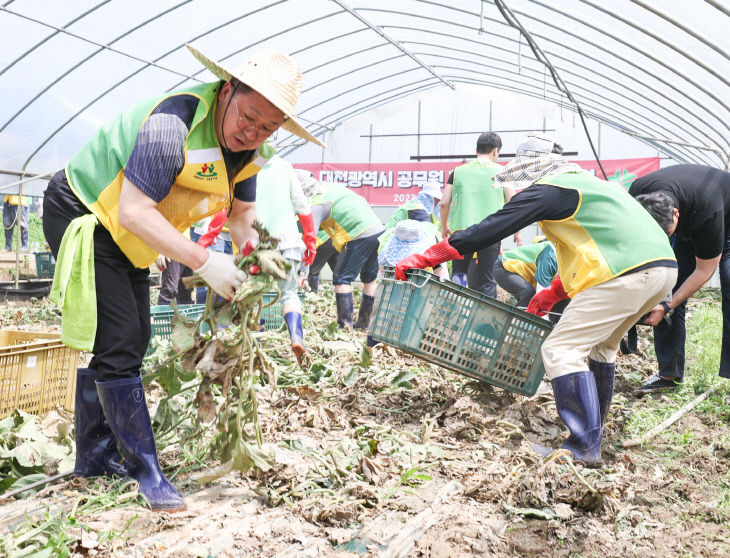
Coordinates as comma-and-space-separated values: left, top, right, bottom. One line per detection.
379, 219, 446, 280
395, 133, 677, 467
42, 45, 324, 510
362, 219, 446, 351
495, 238, 558, 308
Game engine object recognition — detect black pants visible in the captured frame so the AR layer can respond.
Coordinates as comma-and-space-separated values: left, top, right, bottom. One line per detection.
451, 242, 500, 298
493, 259, 535, 307
43, 171, 150, 382
333, 233, 383, 285
158, 260, 193, 305
308, 237, 339, 279
3, 204, 29, 250
655, 230, 730, 380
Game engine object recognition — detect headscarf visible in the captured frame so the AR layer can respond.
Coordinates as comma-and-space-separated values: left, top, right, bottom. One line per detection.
493, 132, 582, 190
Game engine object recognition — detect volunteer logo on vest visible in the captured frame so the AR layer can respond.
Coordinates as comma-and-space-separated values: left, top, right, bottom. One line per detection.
196, 162, 218, 179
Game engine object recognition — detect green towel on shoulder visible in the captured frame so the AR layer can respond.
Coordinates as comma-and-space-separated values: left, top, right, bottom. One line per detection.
50, 214, 98, 351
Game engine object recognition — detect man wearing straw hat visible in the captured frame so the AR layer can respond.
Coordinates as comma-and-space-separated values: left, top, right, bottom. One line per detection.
394, 132, 677, 468
42, 44, 323, 511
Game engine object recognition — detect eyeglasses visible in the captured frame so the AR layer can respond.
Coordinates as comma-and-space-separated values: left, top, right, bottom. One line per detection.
233, 96, 277, 140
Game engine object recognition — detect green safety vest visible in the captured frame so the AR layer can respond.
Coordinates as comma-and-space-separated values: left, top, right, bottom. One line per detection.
65, 81, 274, 268
312, 182, 381, 251
253, 156, 299, 239
449, 159, 504, 232
501, 243, 552, 288
385, 198, 427, 229
537, 172, 676, 296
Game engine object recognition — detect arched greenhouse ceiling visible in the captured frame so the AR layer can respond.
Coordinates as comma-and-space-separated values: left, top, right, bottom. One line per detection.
1, 0, 729, 193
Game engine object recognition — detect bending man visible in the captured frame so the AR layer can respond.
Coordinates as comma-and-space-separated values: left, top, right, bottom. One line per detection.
296, 170, 384, 330
630, 164, 730, 392
43, 45, 323, 511
395, 133, 676, 467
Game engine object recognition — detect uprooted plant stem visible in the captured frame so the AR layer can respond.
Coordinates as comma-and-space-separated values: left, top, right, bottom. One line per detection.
150, 221, 290, 483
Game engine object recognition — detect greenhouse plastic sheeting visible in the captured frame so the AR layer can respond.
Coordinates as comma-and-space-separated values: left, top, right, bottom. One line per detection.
1, 0, 728, 197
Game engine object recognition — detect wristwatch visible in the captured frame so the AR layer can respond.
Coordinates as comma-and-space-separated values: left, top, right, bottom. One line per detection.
660, 301, 674, 316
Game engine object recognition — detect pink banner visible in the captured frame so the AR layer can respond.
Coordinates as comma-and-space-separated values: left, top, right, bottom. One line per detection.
294, 157, 660, 206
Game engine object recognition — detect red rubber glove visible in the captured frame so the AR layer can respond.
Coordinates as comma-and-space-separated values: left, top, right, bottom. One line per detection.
394, 239, 463, 280
241, 239, 256, 257
197, 209, 227, 248
298, 213, 317, 266
527, 276, 569, 317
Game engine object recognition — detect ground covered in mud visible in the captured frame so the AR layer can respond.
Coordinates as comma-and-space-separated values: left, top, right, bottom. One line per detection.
1, 287, 729, 557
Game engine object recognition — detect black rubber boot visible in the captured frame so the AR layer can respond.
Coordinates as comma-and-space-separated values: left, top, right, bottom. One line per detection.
353, 294, 375, 330
335, 292, 353, 329
308, 275, 319, 294
619, 325, 638, 355
73, 368, 126, 477
96, 375, 186, 511
588, 358, 615, 428
551, 371, 603, 468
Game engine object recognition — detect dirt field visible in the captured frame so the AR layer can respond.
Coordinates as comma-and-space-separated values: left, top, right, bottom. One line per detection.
1, 288, 728, 557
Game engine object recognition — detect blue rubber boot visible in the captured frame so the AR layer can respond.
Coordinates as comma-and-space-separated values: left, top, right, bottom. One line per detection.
285, 312, 307, 367
354, 294, 375, 330
551, 371, 603, 468
73, 368, 126, 477
588, 358, 615, 428
335, 292, 353, 330
96, 375, 186, 511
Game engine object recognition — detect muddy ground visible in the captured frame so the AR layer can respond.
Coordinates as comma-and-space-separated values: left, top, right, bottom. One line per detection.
1, 288, 728, 557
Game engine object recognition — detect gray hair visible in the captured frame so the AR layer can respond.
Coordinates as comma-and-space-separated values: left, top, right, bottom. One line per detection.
635, 191, 677, 233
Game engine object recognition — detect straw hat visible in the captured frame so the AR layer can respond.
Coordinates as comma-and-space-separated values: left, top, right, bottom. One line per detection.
186, 44, 326, 148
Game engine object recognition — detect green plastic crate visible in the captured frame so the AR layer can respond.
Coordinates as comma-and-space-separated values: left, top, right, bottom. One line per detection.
148, 304, 207, 353
370, 267, 553, 396
35, 252, 55, 279
259, 291, 306, 331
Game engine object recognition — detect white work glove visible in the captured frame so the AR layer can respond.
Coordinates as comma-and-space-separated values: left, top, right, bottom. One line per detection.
156, 254, 169, 271
194, 251, 247, 300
